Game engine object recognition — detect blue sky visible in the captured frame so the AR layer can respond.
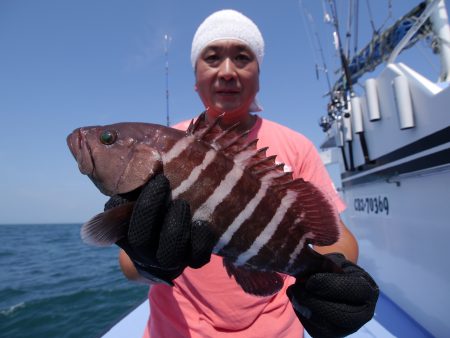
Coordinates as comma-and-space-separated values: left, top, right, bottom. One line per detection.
0, 0, 441, 224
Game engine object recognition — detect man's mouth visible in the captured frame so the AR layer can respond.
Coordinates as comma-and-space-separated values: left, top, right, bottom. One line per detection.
216, 90, 240, 95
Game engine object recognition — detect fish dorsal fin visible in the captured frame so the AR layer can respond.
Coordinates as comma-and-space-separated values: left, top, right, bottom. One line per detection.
187, 112, 242, 143
187, 112, 261, 160
186, 111, 222, 138
187, 112, 293, 182
223, 258, 284, 297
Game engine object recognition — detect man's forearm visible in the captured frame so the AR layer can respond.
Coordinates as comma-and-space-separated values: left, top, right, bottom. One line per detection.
314, 219, 359, 263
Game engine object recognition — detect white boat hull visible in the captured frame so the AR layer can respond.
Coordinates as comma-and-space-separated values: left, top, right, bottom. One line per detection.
342, 164, 450, 337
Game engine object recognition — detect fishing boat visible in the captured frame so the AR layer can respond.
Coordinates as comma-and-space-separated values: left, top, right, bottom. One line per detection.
101, 1, 450, 337
316, 0, 450, 336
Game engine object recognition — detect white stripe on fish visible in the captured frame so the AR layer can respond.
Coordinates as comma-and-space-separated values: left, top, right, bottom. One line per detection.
234, 190, 298, 266
193, 163, 244, 222
162, 135, 195, 164
214, 170, 290, 253
213, 181, 269, 253
286, 231, 315, 272
172, 149, 217, 199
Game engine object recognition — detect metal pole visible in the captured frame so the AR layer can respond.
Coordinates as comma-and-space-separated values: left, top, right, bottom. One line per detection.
387, 0, 440, 64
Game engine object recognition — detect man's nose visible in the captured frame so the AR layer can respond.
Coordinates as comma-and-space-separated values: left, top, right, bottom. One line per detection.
218, 58, 236, 80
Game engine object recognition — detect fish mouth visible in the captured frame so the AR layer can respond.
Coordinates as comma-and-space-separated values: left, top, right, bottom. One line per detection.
66, 131, 79, 158
67, 129, 94, 176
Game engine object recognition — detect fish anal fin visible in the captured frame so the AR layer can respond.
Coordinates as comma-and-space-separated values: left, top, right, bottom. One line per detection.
223, 259, 284, 297
80, 202, 134, 246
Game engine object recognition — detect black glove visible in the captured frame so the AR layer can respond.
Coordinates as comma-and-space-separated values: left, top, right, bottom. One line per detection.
105, 174, 216, 285
286, 253, 379, 338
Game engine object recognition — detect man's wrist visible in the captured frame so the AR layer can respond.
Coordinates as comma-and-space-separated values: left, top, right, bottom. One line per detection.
132, 260, 183, 286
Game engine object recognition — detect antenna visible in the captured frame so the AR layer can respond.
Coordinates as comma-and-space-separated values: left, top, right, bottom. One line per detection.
164, 34, 172, 127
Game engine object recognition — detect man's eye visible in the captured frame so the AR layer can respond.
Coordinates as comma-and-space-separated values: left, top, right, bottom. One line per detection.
204, 54, 220, 63
235, 53, 253, 63
236, 54, 251, 61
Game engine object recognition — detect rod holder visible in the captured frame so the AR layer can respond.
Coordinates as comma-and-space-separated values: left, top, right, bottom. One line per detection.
393, 75, 415, 129
351, 96, 364, 133
365, 78, 381, 121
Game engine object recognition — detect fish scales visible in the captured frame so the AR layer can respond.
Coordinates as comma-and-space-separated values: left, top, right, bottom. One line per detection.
162, 119, 312, 272
170, 115, 338, 275
219, 183, 288, 259
193, 163, 244, 220
162, 131, 269, 253
166, 150, 227, 212
235, 190, 299, 267
207, 171, 262, 247
162, 136, 251, 231
241, 204, 306, 271
170, 149, 216, 198
67, 112, 341, 296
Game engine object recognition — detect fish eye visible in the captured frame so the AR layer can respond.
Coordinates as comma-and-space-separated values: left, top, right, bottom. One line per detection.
99, 130, 117, 145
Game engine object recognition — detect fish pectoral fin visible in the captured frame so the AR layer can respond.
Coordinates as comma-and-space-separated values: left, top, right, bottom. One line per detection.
223, 259, 284, 297
80, 202, 134, 247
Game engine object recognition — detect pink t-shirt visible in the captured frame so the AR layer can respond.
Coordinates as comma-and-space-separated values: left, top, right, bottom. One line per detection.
143, 116, 345, 338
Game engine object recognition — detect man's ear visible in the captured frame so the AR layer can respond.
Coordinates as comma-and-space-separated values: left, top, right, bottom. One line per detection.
194, 84, 198, 92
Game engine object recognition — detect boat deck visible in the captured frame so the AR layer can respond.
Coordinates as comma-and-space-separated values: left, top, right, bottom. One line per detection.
101, 291, 432, 337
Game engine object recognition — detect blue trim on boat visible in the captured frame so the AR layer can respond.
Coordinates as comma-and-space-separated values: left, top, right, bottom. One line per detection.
341, 147, 450, 188
374, 292, 433, 337
342, 126, 450, 180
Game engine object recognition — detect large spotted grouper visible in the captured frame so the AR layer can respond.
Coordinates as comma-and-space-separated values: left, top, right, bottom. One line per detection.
67, 112, 341, 296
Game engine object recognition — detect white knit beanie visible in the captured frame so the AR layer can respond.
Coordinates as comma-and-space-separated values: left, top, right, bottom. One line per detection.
191, 9, 264, 111
191, 9, 264, 67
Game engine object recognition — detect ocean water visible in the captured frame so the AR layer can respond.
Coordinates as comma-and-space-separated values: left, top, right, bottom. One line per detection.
0, 223, 148, 338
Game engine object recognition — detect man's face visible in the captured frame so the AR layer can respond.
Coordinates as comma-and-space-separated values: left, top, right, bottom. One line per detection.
195, 40, 259, 121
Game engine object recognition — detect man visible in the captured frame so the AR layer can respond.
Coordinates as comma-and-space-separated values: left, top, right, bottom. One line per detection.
115, 9, 378, 338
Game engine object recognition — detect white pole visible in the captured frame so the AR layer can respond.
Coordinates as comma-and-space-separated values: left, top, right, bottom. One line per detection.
388, 0, 441, 64
429, 0, 450, 82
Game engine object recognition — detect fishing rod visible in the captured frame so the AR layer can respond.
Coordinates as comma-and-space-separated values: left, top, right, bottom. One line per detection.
327, 0, 354, 98
298, 0, 333, 94
326, 0, 358, 170
164, 34, 171, 127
